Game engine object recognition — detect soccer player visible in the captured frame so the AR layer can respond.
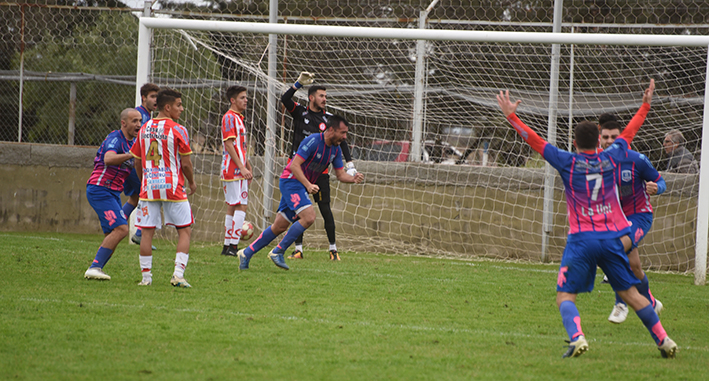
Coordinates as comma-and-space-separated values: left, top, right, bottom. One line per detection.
128, 82, 160, 249
84, 108, 143, 280
220, 85, 253, 256
599, 121, 666, 323
496, 83, 678, 359
237, 115, 364, 270
129, 88, 197, 288
281, 72, 358, 261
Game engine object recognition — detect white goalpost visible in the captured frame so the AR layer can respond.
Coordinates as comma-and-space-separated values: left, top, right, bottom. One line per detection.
136, 16, 709, 285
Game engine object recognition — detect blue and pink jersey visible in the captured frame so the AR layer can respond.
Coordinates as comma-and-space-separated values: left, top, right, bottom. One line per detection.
136, 105, 151, 125
280, 132, 343, 183
507, 114, 632, 242
87, 130, 134, 192
615, 150, 663, 216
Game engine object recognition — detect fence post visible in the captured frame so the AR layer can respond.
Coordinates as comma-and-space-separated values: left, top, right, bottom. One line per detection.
68, 83, 76, 145
17, 4, 25, 143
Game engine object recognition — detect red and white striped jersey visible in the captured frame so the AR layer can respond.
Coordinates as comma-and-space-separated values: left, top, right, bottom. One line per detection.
130, 118, 192, 202
220, 109, 247, 181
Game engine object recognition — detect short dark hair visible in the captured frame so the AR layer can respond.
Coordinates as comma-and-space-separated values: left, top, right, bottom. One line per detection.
598, 113, 618, 126
156, 88, 182, 111
326, 114, 349, 130
140, 83, 160, 97
308, 85, 326, 98
574, 121, 599, 150
226, 85, 247, 102
665, 129, 686, 145
600, 120, 623, 133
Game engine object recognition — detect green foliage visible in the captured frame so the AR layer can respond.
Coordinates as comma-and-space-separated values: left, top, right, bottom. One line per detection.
15, 11, 138, 146
1, 232, 706, 380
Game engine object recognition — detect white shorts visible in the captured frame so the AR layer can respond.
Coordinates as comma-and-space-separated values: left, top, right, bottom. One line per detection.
223, 179, 249, 206
135, 200, 194, 228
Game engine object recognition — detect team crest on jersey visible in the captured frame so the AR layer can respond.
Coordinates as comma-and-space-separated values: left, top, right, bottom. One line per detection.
304, 118, 310, 124
621, 170, 632, 182
316, 153, 322, 159
319, 123, 326, 131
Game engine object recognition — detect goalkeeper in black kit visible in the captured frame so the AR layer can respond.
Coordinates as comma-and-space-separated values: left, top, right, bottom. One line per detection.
281, 71, 357, 261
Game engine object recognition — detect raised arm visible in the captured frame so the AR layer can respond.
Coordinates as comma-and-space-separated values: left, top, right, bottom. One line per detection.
496, 90, 548, 156
619, 79, 654, 143
281, 72, 314, 113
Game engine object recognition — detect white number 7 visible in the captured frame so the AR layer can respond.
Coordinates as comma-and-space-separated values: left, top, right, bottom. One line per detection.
586, 173, 603, 201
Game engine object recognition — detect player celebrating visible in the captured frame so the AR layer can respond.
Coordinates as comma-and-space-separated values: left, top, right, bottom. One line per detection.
237, 115, 364, 270
128, 83, 161, 249
130, 88, 197, 288
599, 120, 666, 323
281, 72, 358, 261
84, 108, 143, 280
220, 85, 253, 256
496, 82, 677, 359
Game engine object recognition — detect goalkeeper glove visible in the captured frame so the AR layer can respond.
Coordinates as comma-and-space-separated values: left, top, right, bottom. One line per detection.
294, 71, 315, 89
345, 162, 357, 177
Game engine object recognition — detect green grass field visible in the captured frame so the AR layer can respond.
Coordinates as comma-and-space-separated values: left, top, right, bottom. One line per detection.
1, 232, 706, 380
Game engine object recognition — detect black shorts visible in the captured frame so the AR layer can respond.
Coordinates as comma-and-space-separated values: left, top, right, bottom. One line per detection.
313, 173, 331, 203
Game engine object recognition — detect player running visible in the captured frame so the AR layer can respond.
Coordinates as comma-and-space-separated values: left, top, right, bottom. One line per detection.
599, 120, 666, 323
84, 108, 143, 280
281, 72, 358, 261
496, 80, 677, 359
220, 85, 253, 256
237, 114, 364, 270
130, 88, 197, 287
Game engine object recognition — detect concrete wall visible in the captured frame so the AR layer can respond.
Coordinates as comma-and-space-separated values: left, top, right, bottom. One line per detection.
0, 141, 700, 271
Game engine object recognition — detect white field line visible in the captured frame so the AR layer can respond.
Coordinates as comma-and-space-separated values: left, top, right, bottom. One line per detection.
13, 296, 706, 353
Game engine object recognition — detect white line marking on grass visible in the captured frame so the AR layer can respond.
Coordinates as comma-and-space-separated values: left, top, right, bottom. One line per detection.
15, 296, 706, 353
0, 234, 64, 241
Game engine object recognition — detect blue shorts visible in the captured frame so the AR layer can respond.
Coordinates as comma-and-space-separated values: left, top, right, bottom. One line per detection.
123, 169, 140, 197
277, 178, 312, 222
627, 212, 653, 249
556, 237, 640, 294
87, 184, 128, 234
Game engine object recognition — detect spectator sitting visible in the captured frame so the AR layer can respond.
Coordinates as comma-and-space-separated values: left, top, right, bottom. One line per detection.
663, 129, 698, 174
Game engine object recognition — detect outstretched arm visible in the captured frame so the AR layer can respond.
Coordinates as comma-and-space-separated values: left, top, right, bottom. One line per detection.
496, 90, 548, 156
619, 79, 654, 143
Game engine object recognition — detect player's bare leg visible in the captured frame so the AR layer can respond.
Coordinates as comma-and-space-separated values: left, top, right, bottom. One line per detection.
171, 226, 192, 288
138, 227, 155, 285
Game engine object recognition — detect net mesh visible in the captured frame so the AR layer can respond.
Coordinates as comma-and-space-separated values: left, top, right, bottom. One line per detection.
148, 18, 704, 272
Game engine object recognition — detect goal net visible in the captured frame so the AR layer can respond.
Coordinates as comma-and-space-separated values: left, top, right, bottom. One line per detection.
143, 17, 705, 273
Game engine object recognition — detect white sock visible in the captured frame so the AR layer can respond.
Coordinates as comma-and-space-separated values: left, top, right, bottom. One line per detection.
329, 243, 337, 251
295, 244, 303, 252
174, 252, 189, 278
224, 215, 233, 246
140, 255, 152, 280
231, 210, 246, 246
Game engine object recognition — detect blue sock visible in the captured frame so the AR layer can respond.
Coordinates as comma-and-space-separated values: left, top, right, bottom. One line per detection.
635, 275, 654, 306
614, 292, 625, 306
122, 202, 140, 237
122, 202, 135, 218
244, 226, 278, 257
559, 300, 584, 341
636, 304, 665, 345
272, 222, 307, 255
91, 246, 114, 269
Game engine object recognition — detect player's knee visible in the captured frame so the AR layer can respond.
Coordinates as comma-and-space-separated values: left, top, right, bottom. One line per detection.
113, 224, 129, 239
300, 214, 316, 228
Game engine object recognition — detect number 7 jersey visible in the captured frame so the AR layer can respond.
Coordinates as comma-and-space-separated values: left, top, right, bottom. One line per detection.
506, 114, 631, 242
130, 117, 193, 201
